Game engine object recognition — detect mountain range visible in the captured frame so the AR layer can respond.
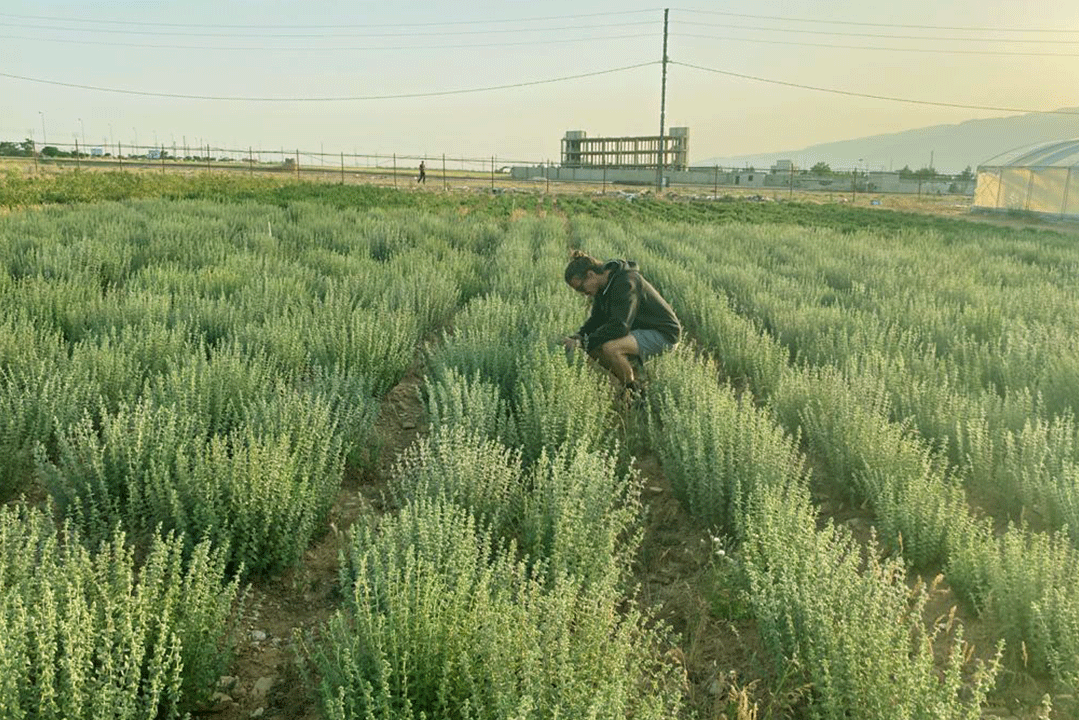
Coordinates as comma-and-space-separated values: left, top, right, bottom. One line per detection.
697, 109, 1079, 175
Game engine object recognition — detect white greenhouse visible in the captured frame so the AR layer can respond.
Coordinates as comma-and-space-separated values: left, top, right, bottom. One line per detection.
974, 139, 1079, 218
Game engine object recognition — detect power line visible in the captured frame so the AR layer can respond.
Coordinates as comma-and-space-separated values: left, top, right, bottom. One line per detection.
674, 32, 1079, 58
0, 61, 658, 102
0, 19, 655, 39
673, 20, 1079, 44
0, 8, 662, 29
672, 7, 1079, 34
672, 59, 1079, 115
0, 31, 654, 53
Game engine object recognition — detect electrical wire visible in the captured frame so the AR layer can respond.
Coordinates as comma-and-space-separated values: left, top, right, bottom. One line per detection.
672, 20, 1079, 44
0, 31, 654, 52
673, 32, 1079, 57
672, 7, 1079, 34
0, 8, 662, 29
0, 19, 655, 39
672, 59, 1079, 115
0, 61, 658, 102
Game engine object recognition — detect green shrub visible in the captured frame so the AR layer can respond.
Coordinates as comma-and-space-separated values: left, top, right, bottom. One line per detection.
519, 441, 643, 586
512, 346, 614, 464
423, 367, 518, 446
951, 524, 1079, 686
743, 486, 1000, 720
0, 504, 245, 719
778, 366, 961, 568
393, 427, 642, 587
648, 351, 807, 541
39, 389, 348, 575
391, 425, 524, 533
307, 500, 684, 720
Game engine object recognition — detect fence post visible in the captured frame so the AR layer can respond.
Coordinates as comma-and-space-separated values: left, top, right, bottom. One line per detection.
249, 146, 254, 175
714, 165, 718, 198
603, 165, 606, 195
546, 160, 550, 193
161, 146, 165, 173
341, 152, 345, 184
32, 139, 38, 171
206, 145, 211, 172
491, 156, 495, 190
442, 153, 446, 190
118, 142, 122, 170
75, 139, 81, 172
393, 153, 397, 188
295, 149, 300, 180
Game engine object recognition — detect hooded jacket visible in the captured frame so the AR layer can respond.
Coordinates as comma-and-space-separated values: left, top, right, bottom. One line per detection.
577, 259, 681, 353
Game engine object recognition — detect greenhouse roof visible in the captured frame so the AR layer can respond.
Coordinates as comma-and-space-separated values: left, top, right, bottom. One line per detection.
980, 138, 1079, 168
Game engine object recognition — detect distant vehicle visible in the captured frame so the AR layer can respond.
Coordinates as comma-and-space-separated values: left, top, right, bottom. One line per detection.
90, 147, 104, 157
147, 149, 161, 159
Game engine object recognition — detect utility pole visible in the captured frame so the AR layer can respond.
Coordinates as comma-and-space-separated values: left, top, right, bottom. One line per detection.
655, 8, 669, 193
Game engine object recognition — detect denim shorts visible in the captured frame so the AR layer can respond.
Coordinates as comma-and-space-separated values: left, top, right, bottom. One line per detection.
631, 329, 676, 360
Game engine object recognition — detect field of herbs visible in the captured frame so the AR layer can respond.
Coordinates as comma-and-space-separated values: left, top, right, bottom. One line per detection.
1, 174, 1076, 719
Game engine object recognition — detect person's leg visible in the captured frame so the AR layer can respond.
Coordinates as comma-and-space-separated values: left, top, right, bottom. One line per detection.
590, 334, 640, 385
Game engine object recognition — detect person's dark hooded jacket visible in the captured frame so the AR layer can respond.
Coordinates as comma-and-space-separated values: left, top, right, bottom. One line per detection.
577, 259, 681, 352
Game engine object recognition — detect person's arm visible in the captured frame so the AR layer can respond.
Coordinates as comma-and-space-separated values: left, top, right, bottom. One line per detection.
584, 275, 639, 351
577, 298, 605, 338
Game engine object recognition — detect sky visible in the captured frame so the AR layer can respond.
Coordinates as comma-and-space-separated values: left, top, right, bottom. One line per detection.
2, 1, 1078, 171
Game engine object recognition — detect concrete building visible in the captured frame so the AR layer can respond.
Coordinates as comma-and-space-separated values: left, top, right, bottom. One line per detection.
561, 127, 689, 170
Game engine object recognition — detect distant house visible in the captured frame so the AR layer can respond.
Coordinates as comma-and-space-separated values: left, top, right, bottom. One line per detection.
147, 149, 161, 159
90, 147, 104, 157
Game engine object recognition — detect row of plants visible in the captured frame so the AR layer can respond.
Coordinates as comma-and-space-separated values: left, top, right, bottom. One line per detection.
645, 350, 1001, 718
639, 220, 1079, 529
607, 216, 1079, 701
2, 185, 1074, 716
0, 198, 509, 715
304, 215, 688, 718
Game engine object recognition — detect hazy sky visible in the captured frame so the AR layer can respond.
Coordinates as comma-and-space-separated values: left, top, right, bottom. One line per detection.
2, 1, 1077, 170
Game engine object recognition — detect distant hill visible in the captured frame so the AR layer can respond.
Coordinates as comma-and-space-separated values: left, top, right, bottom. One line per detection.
697, 109, 1079, 175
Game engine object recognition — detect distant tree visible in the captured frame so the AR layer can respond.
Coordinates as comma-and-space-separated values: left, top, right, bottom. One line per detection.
958, 165, 974, 180
41, 146, 62, 157
913, 166, 937, 179
898, 165, 914, 179
0, 141, 31, 157
810, 161, 832, 175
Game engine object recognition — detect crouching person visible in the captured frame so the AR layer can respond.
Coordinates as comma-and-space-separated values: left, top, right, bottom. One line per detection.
561, 250, 680, 399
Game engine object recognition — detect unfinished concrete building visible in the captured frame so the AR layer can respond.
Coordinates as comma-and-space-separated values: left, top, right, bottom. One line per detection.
561, 128, 688, 170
